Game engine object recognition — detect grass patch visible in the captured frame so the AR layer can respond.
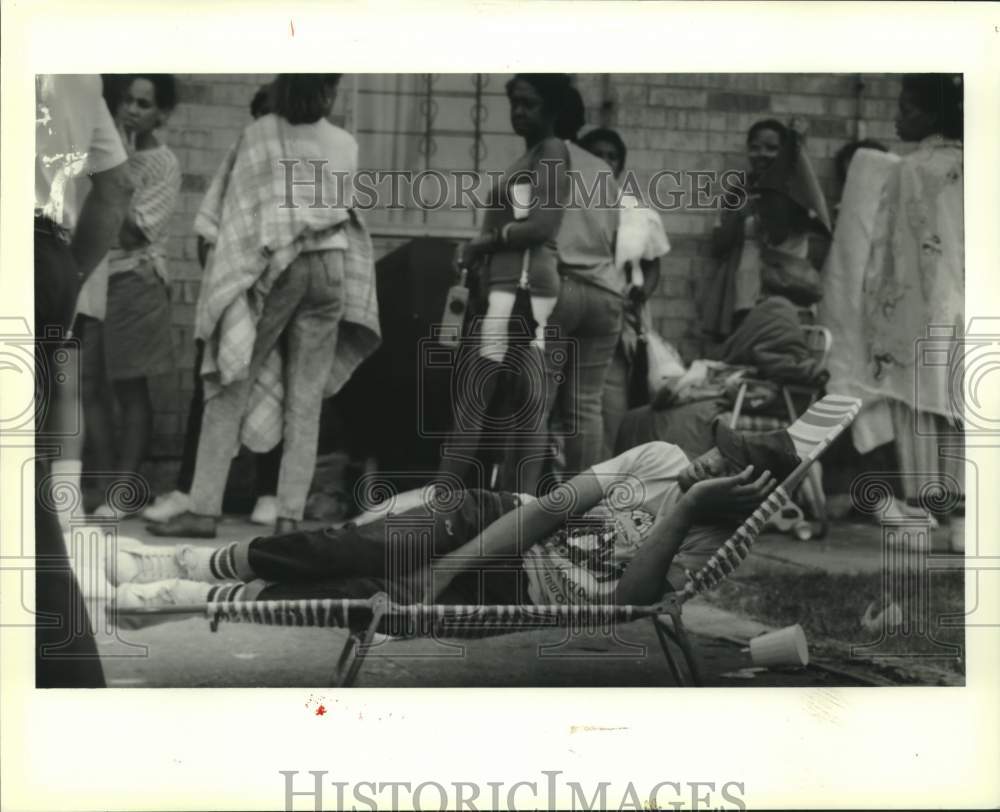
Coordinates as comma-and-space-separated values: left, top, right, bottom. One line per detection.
704, 570, 965, 678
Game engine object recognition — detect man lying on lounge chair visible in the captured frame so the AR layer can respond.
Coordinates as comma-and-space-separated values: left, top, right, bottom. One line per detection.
110, 423, 800, 615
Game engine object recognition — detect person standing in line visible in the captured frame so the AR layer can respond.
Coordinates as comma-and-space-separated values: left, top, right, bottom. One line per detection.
700, 119, 831, 342
579, 126, 670, 459
76, 74, 181, 518
441, 74, 624, 496
859, 74, 965, 536
143, 83, 284, 526
147, 74, 380, 539
35, 73, 134, 686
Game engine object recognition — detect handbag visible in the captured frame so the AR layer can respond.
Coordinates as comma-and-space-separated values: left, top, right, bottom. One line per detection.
628, 304, 687, 406
644, 327, 686, 403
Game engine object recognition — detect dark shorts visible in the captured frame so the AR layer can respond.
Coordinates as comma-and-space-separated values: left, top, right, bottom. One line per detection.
102, 265, 175, 380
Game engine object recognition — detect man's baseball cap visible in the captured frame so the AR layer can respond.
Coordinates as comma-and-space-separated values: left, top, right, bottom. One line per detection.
713, 420, 801, 482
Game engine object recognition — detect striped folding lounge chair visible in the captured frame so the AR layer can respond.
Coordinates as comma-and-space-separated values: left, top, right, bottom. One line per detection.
722, 324, 835, 539
111, 395, 860, 687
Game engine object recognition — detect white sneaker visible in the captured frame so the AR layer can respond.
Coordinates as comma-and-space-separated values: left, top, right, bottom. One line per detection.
250, 495, 278, 526
114, 579, 211, 610
141, 490, 192, 522
105, 579, 212, 629
111, 579, 213, 629
108, 542, 200, 586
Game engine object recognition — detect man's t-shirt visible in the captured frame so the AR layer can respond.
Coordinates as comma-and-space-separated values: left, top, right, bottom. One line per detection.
35, 75, 128, 230
521, 441, 734, 606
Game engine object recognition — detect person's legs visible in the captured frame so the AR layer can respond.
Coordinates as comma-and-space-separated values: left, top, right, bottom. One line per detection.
438, 342, 506, 489
116, 489, 518, 591
175, 340, 206, 493
249, 443, 282, 525
601, 340, 629, 460
142, 341, 203, 521
156, 267, 307, 534
110, 377, 153, 490
276, 252, 345, 524
438, 287, 516, 489
886, 400, 943, 524
254, 444, 281, 498
79, 318, 116, 511
179, 377, 255, 525
100, 268, 175, 514
557, 282, 623, 475
495, 281, 584, 494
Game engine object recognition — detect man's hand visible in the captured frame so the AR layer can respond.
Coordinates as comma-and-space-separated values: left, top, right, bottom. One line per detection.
682, 466, 776, 521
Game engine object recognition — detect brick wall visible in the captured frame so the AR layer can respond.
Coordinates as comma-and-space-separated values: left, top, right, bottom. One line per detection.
148, 72, 906, 463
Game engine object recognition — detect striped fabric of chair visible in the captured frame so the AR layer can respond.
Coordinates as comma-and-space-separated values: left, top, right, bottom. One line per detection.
681, 394, 861, 599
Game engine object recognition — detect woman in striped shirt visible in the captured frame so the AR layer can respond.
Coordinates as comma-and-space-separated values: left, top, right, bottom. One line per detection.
78, 74, 181, 517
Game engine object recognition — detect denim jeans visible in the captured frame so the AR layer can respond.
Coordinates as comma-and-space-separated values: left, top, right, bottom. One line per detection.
500, 275, 623, 492
191, 251, 344, 521
177, 340, 282, 497
601, 340, 630, 459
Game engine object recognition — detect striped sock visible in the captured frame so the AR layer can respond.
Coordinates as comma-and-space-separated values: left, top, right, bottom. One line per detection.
209, 543, 240, 581
207, 583, 247, 603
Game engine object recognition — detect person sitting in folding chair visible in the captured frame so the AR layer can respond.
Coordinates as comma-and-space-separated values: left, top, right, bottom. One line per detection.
109, 425, 800, 613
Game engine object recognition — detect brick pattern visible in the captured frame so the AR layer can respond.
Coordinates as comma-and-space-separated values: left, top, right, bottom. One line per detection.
147, 73, 906, 459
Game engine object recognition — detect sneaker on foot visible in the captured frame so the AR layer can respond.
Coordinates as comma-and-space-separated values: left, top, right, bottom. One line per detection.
108, 542, 203, 586
142, 490, 192, 522
114, 578, 211, 609
111, 579, 212, 629
250, 495, 277, 526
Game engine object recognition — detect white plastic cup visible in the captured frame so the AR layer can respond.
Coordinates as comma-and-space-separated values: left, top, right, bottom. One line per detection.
748, 624, 810, 669
510, 182, 533, 221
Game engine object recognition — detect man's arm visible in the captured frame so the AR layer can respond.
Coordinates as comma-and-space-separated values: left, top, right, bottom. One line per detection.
613, 498, 698, 605
614, 466, 775, 605
71, 163, 134, 280
424, 471, 607, 602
